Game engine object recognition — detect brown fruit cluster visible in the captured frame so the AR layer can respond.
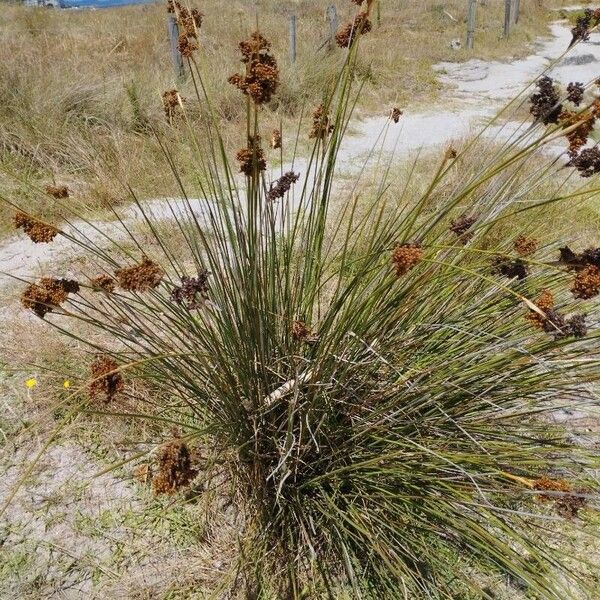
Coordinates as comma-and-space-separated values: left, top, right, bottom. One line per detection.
228, 32, 279, 105
571, 265, 600, 299
271, 128, 282, 149
168, 1, 202, 57
170, 270, 210, 310
162, 89, 184, 121
91, 274, 116, 293
21, 278, 79, 318
526, 290, 587, 339
449, 214, 477, 245
14, 211, 58, 244
390, 107, 403, 123
391, 243, 424, 277
534, 477, 586, 519
514, 235, 539, 257
115, 257, 164, 292
152, 440, 197, 495
530, 76, 562, 125
89, 355, 124, 403
236, 136, 267, 176
267, 171, 300, 202
559, 110, 595, 156
45, 184, 69, 199
336, 12, 372, 48
309, 104, 334, 140
491, 257, 529, 281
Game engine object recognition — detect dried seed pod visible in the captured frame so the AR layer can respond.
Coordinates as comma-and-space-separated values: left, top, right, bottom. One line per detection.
21, 278, 79, 318
91, 274, 116, 293
390, 107, 403, 123
236, 136, 267, 176
530, 76, 562, 125
267, 171, 300, 202
391, 242, 423, 277
115, 257, 164, 292
271, 129, 282, 149
513, 235, 539, 257
152, 440, 197, 495
170, 270, 210, 309
571, 265, 600, 299
491, 257, 529, 280
449, 214, 477, 244
336, 12, 372, 48
309, 104, 334, 140
89, 355, 124, 402
14, 211, 58, 243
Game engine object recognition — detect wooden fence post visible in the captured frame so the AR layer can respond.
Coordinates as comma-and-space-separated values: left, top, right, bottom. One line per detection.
167, 15, 185, 79
289, 14, 297, 63
503, 0, 511, 38
326, 5, 338, 50
513, 0, 521, 24
376, 0, 381, 27
466, 0, 477, 49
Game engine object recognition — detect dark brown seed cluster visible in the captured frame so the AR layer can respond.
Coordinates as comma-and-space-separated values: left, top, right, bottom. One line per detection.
390, 107, 403, 123
309, 104, 334, 140
162, 89, 184, 121
534, 477, 586, 519
526, 290, 587, 339
568, 147, 600, 177
559, 110, 595, 156
491, 257, 529, 280
444, 146, 458, 160
21, 278, 79, 318
571, 265, 600, 299
236, 136, 267, 176
292, 320, 319, 344
566, 81, 585, 106
267, 171, 300, 202
91, 274, 116, 293
559, 245, 600, 271
336, 12, 372, 48
391, 242, 424, 277
449, 214, 477, 244
271, 128, 282, 149
530, 76, 562, 125
152, 440, 197, 495
569, 8, 600, 48
514, 235, 539, 257
45, 184, 69, 199
89, 355, 124, 403
14, 211, 58, 244
170, 270, 210, 309
115, 257, 164, 292
178, 33, 198, 58
168, 1, 202, 56
228, 32, 279, 105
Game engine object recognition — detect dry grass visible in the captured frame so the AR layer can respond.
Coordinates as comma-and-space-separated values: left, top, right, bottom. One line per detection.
0, 0, 586, 238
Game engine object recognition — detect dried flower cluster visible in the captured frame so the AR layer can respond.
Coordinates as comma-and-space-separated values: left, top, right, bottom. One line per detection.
514, 235, 539, 256
14, 211, 58, 244
391, 242, 423, 277
91, 274, 116, 293
566, 81, 585, 106
559, 110, 595, 156
162, 89, 184, 121
530, 76, 562, 125
271, 128, 282, 149
534, 477, 587, 518
336, 12, 372, 48
21, 278, 79, 318
228, 32, 279, 105
168, 1, 203, 57
178, 33, 198, 58
449, 214, 477, 244
152, 440, 197, 495
236, 136, 267, 176
390, 107, 403, 123
89, 355, 124, 403
571, 265, 600, 299
559, 245, 600, 270
444, 146, 458, 160
309, 104, 334, 140
526, 290, 588, 339
292, 320, 319, 344
170, 270, 210, 309
45, 184, 69, 199
569, 8, 600, 47
116, 257, 164, 292
491, 257, 529, 281
267, 171, 300, 202
568, 147, 600, 177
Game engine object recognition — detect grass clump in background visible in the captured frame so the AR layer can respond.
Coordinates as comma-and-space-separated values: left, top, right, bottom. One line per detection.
2, 0, 600, 598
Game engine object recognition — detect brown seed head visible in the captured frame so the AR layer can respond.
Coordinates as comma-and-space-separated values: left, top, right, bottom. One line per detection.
45, 184, 69, 199
449, 214, 477, 244
162, 89, 184, 121
89, 355, 124, 403
91, 274, 116, 293
571, 265, 600, 299
390, 107, 403, 123
21, 277, 79, 318
444, 146, 458, 160
391, 242, 424, 277
152, 440, 197, 495
115, 257, 164, 292
14, 211, 58, 244
236, 136, 267, 176
336, 12, 372, 48
271, 128, 282, 149
178, 32, 198, 58
309, 104, 334, 140
568, 146, 600, 177
526, 289, 554, 330
559, 109, 595, 155
534, 477, 586, 519
514, 235, 539, 256
267, 171, 300, 202
170, 270, 210, 309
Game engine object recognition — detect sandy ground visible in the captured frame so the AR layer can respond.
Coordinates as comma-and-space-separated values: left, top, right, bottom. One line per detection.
1, 10, 599, 600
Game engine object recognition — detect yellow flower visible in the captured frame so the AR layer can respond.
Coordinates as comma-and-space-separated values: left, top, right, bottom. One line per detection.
63, 380, 71, 389
25, 378, 37, 389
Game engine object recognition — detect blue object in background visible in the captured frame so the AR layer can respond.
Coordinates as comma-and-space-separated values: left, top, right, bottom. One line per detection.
44, 0, 158, 8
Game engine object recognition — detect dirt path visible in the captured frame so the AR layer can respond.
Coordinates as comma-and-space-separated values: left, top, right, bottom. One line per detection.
1, 12, 599, 600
